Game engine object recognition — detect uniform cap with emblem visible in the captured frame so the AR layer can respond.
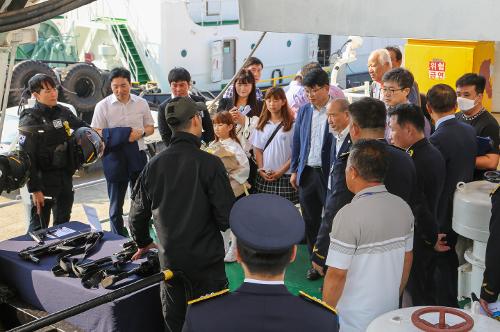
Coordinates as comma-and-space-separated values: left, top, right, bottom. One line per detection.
230, 194, 305, 252
165, 96, 206, 127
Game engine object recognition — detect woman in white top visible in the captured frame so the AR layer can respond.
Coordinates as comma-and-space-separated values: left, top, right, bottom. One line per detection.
209, 111, 250, 262
251, 87, 298, 204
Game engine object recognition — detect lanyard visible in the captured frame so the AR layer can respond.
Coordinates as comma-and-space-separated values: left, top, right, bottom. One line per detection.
356, 190, 387, 199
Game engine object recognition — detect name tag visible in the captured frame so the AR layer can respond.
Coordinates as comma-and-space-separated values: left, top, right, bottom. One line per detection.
53, 119, 63, 129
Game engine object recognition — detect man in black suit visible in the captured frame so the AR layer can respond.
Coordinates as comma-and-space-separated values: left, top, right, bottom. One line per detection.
388, 103, 447, 305
311, 99, 353, 274
426, 84, 477, 307
182, 194, 339, 332
158, 67, 214, 145
347, 97, 417, 206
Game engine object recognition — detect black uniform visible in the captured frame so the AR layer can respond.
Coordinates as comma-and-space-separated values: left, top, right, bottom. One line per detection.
158, 95, 214, 145
18, 102, 88, 231
405, 138, 446, 305
481, 185, 500, 303
456, 109, 500, 180
183, 283, 339, 332
312, 134, 352, 267
129, 131, 235, 332
429, 118, 477, 307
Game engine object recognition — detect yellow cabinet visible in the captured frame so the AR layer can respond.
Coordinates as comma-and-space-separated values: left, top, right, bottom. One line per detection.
405, 39, 495, 111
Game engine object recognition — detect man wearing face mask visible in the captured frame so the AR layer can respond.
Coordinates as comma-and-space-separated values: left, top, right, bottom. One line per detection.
456, 73, 499, 179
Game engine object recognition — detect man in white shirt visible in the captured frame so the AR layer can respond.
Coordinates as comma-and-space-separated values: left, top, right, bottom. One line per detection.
323, 139, 414, 332
92, 67, 154, 235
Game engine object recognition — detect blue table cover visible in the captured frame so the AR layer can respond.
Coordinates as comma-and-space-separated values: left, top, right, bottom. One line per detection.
0, 222, 163, 331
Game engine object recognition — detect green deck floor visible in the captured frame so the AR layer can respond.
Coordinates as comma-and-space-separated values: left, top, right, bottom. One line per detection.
225, 245, 323, 298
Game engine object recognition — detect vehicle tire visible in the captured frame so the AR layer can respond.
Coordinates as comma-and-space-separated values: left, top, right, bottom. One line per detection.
8, 60, 57, 107
60, 63, 104, 113
100, 70, 113, 97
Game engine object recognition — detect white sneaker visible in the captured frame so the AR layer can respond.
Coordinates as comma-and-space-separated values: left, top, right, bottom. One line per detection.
224, 246, 237, 263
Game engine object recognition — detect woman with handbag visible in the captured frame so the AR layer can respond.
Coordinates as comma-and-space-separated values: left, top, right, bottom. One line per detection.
251, 87, 298, 204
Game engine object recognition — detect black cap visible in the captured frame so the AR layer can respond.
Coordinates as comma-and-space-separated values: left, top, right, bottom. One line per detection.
165, 96, 206, 126
230, 194, 305, 252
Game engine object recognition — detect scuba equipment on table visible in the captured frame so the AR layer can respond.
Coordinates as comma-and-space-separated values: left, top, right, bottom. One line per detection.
99, 249, 160, 289
72, 127, 104, 167
18, 231, 103, 264
0, 150, 31, 194
51, 240, 139, 289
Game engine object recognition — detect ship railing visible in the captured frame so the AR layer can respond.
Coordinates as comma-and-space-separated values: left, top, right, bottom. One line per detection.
101, 3, 140, 82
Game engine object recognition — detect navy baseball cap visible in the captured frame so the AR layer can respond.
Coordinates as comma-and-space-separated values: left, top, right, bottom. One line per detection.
230, 194, 305, 252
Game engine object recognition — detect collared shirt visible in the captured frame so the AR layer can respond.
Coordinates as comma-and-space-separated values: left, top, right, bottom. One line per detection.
335, 126, 350, 158
244, 278, 285, 285
286, 82, 346, 115
435, 114, 456, 130
326, 184, 414, 332
92, 93, 154, 150
307, 102, 329, 167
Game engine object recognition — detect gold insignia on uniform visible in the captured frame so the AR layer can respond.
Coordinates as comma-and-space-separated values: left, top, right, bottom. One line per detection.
312, 246, 325, 259
187, 289, 230, 305
63, 121, 71, 137
407, 149, 414, 157
299, 291, 337, 314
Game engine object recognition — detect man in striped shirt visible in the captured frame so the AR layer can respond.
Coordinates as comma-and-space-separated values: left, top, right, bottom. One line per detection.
322, 139, 414, 332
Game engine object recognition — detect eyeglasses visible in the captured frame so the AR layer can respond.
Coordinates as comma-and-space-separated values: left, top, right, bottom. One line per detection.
382, 87, 405, 96
305, 86, 326, 96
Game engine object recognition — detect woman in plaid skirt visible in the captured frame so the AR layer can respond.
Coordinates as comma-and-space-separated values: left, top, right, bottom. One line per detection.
251, 87, 298, 204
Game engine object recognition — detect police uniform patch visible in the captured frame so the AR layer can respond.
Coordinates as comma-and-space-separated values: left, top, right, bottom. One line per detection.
299, 291, 337, 314
53, 119, 63, 129
19, 135, 26, 145
187, 289, 229, 305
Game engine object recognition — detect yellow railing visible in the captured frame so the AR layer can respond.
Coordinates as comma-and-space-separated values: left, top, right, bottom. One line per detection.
259, 74, 295, 91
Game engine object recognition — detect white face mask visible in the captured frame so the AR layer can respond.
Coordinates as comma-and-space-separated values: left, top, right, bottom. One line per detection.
457, 97, 476, 112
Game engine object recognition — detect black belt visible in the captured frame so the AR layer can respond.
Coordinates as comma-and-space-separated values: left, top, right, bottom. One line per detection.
306, 165, 322, 169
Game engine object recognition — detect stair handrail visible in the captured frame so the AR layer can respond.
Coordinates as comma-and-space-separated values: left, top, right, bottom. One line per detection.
116, 0, 152, 82
102, 1, 140, 82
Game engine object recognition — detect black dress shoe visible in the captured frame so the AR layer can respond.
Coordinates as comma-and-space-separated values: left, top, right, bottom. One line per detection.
306, 267, 321, 280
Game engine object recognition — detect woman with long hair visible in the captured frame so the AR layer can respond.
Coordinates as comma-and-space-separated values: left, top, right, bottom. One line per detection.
251, 87, 298, 203
218, 69, 263, 188
209, 111, 250, 262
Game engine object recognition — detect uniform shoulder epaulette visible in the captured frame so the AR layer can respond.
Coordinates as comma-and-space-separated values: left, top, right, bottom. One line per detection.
187, 289, 230, 305
298, 291, 337, 315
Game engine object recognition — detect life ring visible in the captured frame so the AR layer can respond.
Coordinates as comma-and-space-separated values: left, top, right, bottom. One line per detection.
8, 60, 57, 107
411, 306, 474, 332
60, 63, 104, 113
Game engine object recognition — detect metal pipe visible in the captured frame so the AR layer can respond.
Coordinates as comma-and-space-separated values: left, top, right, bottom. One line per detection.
0, 0, 97, 33
207, 31, 267, 114
8, 270, 174, 332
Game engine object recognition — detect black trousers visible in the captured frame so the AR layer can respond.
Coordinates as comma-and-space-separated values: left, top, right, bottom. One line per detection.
161, 276, 228, 332
298, 166, 327, 254
28, 175, 74, 232
407, 238, 438, 306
